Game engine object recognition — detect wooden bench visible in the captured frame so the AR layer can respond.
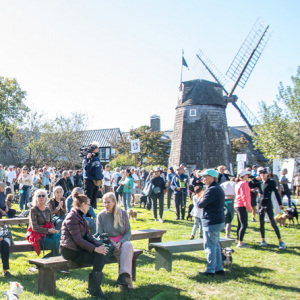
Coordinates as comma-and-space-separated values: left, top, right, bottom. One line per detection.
9, 228, 166, 253
29, 249, 143, 295
0, 217, 29, 226
149, 238, 235, 272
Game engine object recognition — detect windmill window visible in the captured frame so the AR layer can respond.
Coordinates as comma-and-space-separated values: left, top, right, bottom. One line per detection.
225, 131, 230, 145
190, 109, 196, 117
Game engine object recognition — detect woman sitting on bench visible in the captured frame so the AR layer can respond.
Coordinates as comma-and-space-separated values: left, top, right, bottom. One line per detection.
27, 189, 60, 257
97, 192, 134, 289
60, 191, 108, 299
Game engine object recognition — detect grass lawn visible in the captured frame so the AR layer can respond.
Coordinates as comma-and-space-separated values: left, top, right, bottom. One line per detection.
1, 197, 299, 300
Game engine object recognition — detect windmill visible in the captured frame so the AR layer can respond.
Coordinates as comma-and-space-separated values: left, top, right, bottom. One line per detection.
194, 18, 271, 131
169, 18, 271, 172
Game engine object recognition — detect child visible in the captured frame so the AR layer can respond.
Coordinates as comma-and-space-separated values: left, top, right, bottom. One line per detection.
190, 185, 204, 239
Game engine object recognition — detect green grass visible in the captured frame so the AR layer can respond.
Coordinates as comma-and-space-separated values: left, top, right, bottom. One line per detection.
1, 197, 300, 300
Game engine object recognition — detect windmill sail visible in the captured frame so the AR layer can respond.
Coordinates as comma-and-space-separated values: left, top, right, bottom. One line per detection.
226, 18, 271, 95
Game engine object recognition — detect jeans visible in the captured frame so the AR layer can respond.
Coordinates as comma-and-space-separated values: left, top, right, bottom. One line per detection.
40, 233, 61, 257
19, 186, 31, 211
203, 222, 225, 273
150, 193, 164, 219
122, 192, 132, 211
192, 217, 203, 238
174, 192, 187, 219
167, 187, 173, 209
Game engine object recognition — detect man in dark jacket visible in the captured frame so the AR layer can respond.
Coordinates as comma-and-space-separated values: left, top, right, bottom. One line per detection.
82, 142, 104, 209
197, 169, 225, 276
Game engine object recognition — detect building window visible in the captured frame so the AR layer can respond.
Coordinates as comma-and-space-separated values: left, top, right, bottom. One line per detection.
190, 109, 196, 117
100, 148, 106, 160
225, 131, 229, 145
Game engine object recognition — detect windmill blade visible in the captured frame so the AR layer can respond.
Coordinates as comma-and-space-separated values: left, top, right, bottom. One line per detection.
226, 18, 272, 96
231, 100, 259, 132
194, 49, 229, 95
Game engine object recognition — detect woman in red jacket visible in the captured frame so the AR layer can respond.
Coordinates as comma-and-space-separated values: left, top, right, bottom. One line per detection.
234, 169, 252, 248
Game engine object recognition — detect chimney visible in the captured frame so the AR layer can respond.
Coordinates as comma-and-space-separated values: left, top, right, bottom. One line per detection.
150, 115, 161, 131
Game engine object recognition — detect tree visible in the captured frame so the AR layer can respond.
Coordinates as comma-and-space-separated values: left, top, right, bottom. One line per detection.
230, 134, 249, 161
253, 67, 300, 160
110, 125, 170, 167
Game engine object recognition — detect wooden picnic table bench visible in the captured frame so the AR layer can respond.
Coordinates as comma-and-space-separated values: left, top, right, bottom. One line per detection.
0, 217, 29, 226
29, 249, 143, 295
9, 228, 167, 253
149, 238, 235, 272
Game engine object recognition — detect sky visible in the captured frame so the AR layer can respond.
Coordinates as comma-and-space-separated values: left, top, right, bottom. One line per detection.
0, 0, 299, 132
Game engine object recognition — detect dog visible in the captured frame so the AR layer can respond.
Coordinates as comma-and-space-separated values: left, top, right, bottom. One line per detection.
1, 282, 24, 300
285, 204, 299, 226
186, 204, 194, 221
221, 247, 235, 272
139, 195, 147, 208
127, 208, 137, 221
274, 213, 288, 227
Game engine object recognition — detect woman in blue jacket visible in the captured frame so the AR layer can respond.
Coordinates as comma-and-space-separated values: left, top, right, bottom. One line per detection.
120, 169, 134, 211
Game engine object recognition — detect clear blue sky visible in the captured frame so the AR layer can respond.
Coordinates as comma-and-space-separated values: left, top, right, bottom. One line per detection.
0, 0, 299, 131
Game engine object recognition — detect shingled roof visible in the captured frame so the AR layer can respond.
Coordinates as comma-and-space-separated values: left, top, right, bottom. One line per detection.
179, 79, 226, 108
81, 128, 122, 147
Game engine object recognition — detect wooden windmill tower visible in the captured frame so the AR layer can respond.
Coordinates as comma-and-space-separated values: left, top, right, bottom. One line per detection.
169, 18, 271, 172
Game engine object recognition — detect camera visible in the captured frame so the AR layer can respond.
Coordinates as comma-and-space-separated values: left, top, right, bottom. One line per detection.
79, 145, 99, 158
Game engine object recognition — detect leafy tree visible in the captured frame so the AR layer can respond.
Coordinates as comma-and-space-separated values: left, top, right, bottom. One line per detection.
109, 153, 135, 169
110, 125, 170, 167
253, 67, 300, 160
230, 134, 249, 161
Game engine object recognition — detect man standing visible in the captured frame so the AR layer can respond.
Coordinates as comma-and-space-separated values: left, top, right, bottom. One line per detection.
197, 169, 225, 276
251, 165, 258, 177
112, 167, 122, 203
102, 164, 112, 195
141, 168, 149, 189
42, 167, 51, 191
82, 141, 103, 209
6, 166, 16, 194
0, 165, 6, 183
171, 166, 188, 220
68, 170, 75, 188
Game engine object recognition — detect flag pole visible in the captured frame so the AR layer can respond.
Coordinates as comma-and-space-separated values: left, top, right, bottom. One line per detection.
180, 50, 184, 90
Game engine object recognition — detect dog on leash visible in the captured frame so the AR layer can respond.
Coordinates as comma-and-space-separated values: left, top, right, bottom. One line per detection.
127, 208, 137, 221
285, 204, 299, 226
274, 213, 288, 227
221, 247, 235, 272
1, 282, 24, 300
186, 204, 194, 221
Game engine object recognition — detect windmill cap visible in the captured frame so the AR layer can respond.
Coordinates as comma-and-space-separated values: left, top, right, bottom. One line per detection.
199, 169, 219, 178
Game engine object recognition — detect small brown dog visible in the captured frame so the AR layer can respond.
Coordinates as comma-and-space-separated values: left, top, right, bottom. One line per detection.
127, 208, 137, 221
274, 213, 288, 227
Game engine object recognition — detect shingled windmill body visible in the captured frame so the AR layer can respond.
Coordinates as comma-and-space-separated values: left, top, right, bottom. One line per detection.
169, 18, 271, 172
169, 79, 232, 171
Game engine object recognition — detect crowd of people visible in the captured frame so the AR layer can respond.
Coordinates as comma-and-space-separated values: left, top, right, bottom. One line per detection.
0, 141, 296, 295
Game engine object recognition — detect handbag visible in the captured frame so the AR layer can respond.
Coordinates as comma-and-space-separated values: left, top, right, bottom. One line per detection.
0, 226, 14, 246
93, 180, 102, 187
116, 184, 124, 195
142, 181, 153, 197
92, 233, 114, 261
153, 186, 161, 194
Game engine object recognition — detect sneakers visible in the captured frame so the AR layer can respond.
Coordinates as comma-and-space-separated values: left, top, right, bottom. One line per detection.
154, 219, 158, 222
190, 235, 195, 240
252, 218, 256, 222
198, 271, 214, 277
159, 218, 164, 223
2, 271, 13, 277
236, 243, 250, 248
260, 241, 267, 247
279, 241, 286, 250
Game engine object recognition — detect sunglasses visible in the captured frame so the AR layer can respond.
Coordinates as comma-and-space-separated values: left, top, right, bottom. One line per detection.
23, 169, 28, 171
38, 194, 46, 198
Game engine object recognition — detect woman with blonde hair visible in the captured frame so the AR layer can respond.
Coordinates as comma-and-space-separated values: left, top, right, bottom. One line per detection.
96, 192, 134, 289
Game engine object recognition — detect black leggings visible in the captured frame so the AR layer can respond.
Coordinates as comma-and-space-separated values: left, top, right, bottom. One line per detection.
61, 248, 105, 272
0, 239, 10, 270
235, 207, 248, 242
259, 205, 281, 239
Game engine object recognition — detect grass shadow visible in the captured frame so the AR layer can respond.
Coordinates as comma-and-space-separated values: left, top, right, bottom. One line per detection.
251, 244, 300, 256
249, 279, 300, 294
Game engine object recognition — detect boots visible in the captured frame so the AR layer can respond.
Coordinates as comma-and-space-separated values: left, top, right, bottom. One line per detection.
88, 271, 108, 299
116, 273, 129, 287
86, 272, 93, 294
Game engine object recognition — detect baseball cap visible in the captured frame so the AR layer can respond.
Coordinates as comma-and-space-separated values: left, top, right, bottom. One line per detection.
199, 169, 219, 178
238, 169, 251, 177
258, 167, 268, 174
